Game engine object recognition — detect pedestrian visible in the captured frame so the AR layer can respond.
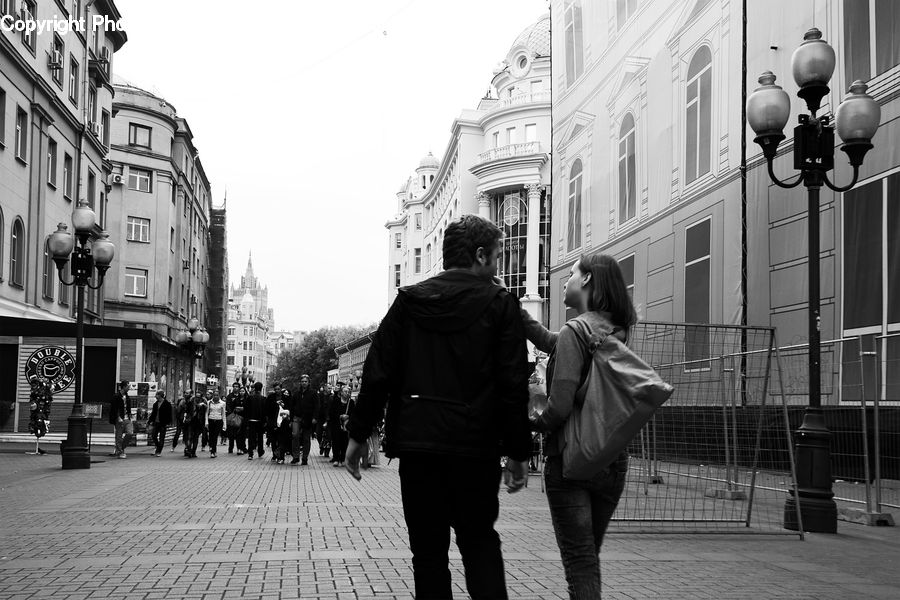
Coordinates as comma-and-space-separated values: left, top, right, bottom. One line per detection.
206, 389, 225, 458
273, 399, 292, 464
328, 385, 350, 466
266, 383, 285, 461
171, 392, 188, 453
27, 380, 52, 453
290, 374, 318, 465
200, 390, 213, 452
316, 384, 332, 457
244, 381, 267, 460
225, 382, 246, 454
181, 391, 197, 458
344, 214, 531, 600
148, 390, 172, 456
188, 391, 207, 458
521, 254, 637, 599
109, 380, 131, 459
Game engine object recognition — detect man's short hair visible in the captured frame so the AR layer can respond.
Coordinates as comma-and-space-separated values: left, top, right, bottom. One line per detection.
253, 381, 263, 391
119, 379, 130, 388
442, 215, 503, 269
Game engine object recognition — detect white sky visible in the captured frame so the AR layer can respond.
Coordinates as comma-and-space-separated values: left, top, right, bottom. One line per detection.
113, 0, 550, 332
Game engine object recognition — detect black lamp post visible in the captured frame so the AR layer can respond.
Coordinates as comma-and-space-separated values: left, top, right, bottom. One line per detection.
175, 318, 208, 395
48, 203, 116, 470
746, 28, 881, 533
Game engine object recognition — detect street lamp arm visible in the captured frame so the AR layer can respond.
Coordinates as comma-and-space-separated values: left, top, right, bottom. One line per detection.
56, 266, 77, 287
85, 271, 108, 290
822, 165, 860, 193
766, 158, 804, 188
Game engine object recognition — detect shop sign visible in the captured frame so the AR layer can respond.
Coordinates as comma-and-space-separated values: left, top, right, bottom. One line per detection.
194, 371, 207, 384
83, 403, 103, 418
24, 346, 76, 393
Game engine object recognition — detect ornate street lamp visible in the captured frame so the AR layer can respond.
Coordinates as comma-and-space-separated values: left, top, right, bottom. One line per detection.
176, 317, 208, 395
48, 203, 116, 470
747, 28, 880, 533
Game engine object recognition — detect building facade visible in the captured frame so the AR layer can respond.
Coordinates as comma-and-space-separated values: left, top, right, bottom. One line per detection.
387, 13, 552, 323
550, 0, 899, 403
103, 82, 224, 399
0, 1, 140, 433
226, 256, 272, 387
208, 203, 228, 388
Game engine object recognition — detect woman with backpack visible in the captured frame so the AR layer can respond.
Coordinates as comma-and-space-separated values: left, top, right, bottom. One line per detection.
521, 254, 637, 600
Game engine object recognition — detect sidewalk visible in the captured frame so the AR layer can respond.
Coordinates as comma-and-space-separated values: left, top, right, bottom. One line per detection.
0, 440, 896, 599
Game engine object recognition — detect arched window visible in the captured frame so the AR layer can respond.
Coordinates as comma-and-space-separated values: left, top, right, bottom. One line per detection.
10, 218, 25, 287
564, 1, 584, 86
686, 46, 712, 184
618, 114, 636, 224
425, 243, 432, 272
567, 160, 582, 252
42, 240, 54, 299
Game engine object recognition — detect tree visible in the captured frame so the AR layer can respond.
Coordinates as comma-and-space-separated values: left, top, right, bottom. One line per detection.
272, 323, 377, 392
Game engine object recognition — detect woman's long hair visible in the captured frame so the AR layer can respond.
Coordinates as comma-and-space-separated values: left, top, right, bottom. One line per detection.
577, 254, 638, 335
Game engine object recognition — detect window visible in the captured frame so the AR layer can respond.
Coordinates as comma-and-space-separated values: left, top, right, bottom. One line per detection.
619, 254, 635, 298
567, 160, 583, 252
21, 1, 35, 51
58, 260, 69, 305
394, 264, 401, 287
170, 227, 175, 252
686, 47, 712, 184
425, 243, 432, 272
47, 139, 58, 186
242, 356, 247, 367
60, 154, 73, 199
684, 218, 711, 369
128, 167, 152, 192
227, 341, 235, 351
71, 1, 81, 19
42, 241, 54, 299
180, 284, 184, 313
617, 0, 638, 29
124, 268, 148, 297
492, 131, 499, 148
0, 88, 5, 146
15, 108, 27, 161
0, 208, 3, 281
88, 86, 97, 125
10, 218, 25, 287
564, 0, 584, 85
128, 123, 152, 148
414, 248, 422, 273
618, 113, 637, 224
87, 170, 96, 209
395, 233, 402, 249
126, 217, 151, 242
506, 127, 517, 145
843, 0, 900, 82
415, 213, 422, 230
168, 276, 173, 305
51, 35, 64, 86
101, 110, 110, 147
69, 57, 78, 105
525, 124, 537, 143
227, 356, 235, 366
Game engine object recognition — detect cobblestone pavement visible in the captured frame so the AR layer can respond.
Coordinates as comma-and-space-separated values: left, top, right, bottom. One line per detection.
0, 442, 897, 599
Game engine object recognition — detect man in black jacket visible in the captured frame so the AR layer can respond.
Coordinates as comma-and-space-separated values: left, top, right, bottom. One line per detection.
290, 374, 319, 465
244, 381, 267, 460
109, 380, 131, 458
345, 214, 530, 600
148, 390, 172, 456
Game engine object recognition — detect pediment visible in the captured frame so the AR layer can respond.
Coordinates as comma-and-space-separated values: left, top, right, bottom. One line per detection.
606, 56, 651, 110
559, 111, 594, 149
666, 0, 715, 48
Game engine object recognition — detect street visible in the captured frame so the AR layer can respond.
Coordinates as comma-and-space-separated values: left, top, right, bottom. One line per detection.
0, 442, 897, 600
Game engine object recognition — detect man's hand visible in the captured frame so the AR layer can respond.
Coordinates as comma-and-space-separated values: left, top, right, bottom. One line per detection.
345, 438, 364, 481
503, 459, 528, 493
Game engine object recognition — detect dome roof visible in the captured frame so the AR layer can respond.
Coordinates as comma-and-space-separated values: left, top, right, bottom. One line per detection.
509, 14, 550, 57
417, 152, 439, 170
241, 292, 254, 305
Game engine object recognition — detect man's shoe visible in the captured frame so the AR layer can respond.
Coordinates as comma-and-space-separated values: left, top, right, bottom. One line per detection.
108, 452, 119, 457
290, 458, 299, 465
118, 454, 127, 459
248, 455, 253, 460
228, 449, 233, 454
211, 453, 216, 458
301, 459, 307, 466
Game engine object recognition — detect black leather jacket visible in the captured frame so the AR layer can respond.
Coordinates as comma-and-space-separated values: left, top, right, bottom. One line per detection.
346, 270, 531, 461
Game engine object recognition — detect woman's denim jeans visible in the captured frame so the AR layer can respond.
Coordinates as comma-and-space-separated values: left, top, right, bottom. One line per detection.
544, 454, 628, 599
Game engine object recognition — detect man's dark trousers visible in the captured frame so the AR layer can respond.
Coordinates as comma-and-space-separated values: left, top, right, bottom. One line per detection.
399, 452, 508, 600
247, 420, 265, 457
291, 417, 312, 462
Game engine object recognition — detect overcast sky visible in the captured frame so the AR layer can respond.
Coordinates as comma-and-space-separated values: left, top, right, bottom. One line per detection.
113, 0, 550, 332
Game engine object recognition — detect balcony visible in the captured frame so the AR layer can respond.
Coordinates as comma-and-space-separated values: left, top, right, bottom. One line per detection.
484, 90, 551, 115
476, 141, 542, 165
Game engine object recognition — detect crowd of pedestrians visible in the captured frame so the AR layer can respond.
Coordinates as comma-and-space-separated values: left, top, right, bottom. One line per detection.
133, 377, 368, 467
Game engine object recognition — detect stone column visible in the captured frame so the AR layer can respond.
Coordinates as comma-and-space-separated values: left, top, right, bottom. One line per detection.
521, 183, 543, 322
476, 192, 491, 220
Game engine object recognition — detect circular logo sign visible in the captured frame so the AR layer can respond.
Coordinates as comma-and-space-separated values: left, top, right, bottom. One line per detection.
25, 346, 76, 393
